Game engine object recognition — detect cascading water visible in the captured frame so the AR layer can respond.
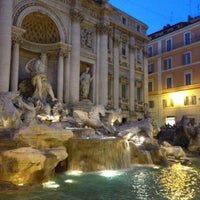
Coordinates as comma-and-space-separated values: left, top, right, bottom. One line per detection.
143, 150, 153, 164
66, 137, 131, 172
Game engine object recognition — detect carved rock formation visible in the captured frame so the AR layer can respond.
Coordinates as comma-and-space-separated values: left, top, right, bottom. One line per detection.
14, 123, 73, 148
0, 147, 67, 185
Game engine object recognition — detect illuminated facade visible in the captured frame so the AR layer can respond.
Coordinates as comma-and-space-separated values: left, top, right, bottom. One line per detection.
148, 16, 200, 126
0, 0, 149, 121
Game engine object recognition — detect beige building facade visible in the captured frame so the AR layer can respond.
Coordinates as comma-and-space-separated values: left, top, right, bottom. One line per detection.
0, 0, 148, 121
148, 16, 200, 126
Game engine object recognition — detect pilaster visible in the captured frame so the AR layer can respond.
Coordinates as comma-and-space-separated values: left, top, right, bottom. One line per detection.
113, 33, 120, 109
96, 23, 110, 106
11, 27, 26, 91
129, 36, 136, 112
57, 51, 65, 101
69, 8, 83, 104
0, 0, 13, 92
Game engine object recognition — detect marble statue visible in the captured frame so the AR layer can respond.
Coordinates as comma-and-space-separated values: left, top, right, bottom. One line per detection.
0, 92, 22, 129
80, 67, 93, 99
73, 105, 119, 134
73, 105, 106, 129
107, 108, 122, 126
25, 58, 56, 103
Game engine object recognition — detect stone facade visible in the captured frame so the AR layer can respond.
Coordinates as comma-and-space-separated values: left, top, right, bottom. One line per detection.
0, 0, 148, 121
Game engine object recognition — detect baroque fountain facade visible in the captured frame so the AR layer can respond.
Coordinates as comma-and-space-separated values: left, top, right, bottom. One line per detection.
0, 0, 199, 192
0, 56, 187, 186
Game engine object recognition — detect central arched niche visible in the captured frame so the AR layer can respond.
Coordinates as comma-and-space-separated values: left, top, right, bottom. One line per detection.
21, 12, 60, 44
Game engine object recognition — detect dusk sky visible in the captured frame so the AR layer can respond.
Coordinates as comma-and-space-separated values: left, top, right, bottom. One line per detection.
110, 0, 200, 34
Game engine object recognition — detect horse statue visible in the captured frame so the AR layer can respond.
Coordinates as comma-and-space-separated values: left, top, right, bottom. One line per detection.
106, 108, 122, 126
73, 105, 106, 129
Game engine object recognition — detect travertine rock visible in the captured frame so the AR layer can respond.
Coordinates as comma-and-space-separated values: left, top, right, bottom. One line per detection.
14, 123, 73, 148
0, 147, 67, 185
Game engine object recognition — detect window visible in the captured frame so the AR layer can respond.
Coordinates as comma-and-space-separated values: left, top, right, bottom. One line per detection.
184, 96, 196, 105
148, 63, 154, 73
148, 81, 153, 92
137, 24, 140, 32
121, 42, 126, 56
184, 32, 191, 45
148, 46, 153, 57
121, 84, 128, 99
164, 58, 172, 70
122, 17, 126, 25
166, 76, 172, 88
136, 87, 142, 102
163, 98, 174, 108
182, 52, 191, 65
137, 48, 142, 62
185, 72, 192, 85
166, 39, 172, 51
149, 100, 154, 108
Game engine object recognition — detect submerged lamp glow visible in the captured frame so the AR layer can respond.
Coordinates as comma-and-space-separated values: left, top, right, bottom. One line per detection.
42, 181, 60, 188
100, 170, 123, 177
66, 170, 83, 176
64, 179, 74, 183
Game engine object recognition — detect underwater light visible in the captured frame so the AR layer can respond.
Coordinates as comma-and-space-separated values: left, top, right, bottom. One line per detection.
42, 181, 60, 188
64, 179, 74, 183
66, 170, 83, 176
100, 170, 123, 177
153, 166, 160, 169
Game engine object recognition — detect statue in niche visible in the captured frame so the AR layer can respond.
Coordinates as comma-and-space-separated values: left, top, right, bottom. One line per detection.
80, 67, 93, 100
25, 58, 56, 103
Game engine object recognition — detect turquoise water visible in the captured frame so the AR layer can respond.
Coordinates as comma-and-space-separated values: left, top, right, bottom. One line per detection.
1, 159, 200, 200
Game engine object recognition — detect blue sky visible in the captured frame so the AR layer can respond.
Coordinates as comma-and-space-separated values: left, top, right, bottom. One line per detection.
109, 0, 200, 34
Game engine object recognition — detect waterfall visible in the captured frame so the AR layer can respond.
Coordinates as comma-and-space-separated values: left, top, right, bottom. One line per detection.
143, 151, 153, 164
129, 141, 154, 165
66, 137, 131, 172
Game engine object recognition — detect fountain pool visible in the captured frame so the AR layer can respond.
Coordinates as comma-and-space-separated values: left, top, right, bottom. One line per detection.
2, 158, 200, 200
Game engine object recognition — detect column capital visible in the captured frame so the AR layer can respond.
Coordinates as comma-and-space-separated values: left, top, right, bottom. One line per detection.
58, 49, 68, 57
113, 36, 120, 47
70, 8, 84, 22
12, 26, 26, 44
96, 23, 110, 34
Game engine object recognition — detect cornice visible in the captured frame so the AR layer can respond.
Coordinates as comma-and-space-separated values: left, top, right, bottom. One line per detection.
21, 40, 71, 54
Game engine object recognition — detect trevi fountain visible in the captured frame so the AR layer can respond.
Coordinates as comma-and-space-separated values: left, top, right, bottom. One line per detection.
0, 58, 200, 199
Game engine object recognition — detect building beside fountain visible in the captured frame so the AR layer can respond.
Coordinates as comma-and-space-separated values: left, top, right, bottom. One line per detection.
0, 0, 149, 121
148, 15, 200, 126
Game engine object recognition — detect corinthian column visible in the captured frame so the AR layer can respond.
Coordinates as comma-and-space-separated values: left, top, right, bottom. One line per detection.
64, 53, 70, 104
96, 23, 109, 106
69, 8, 83, 104
57, 51, 65, 101
10, 27, 25, 91
11, 42, 20, 91
113, 35, 120, 109
0, 0, 13, 92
